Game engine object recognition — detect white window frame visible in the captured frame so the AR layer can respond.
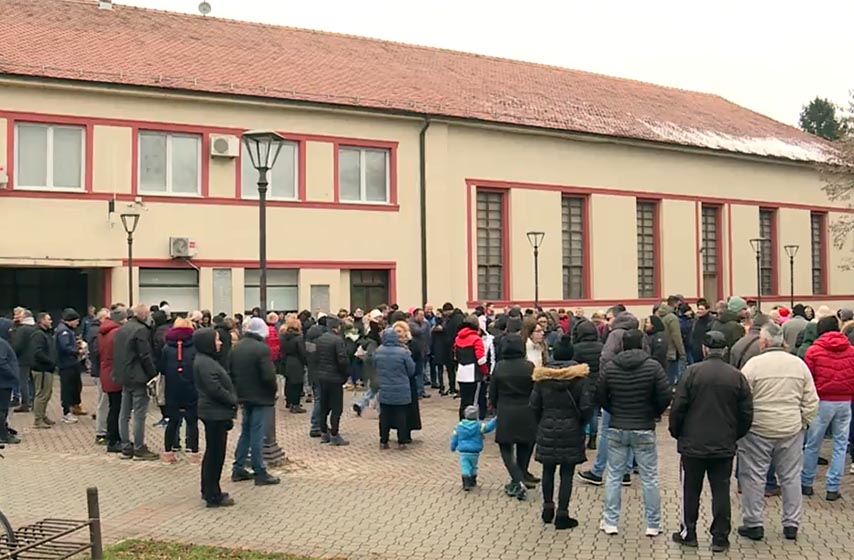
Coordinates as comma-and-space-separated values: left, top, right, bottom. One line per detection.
14, 123, 85, 192
137, 131, 202, 196
241, 140, 299, 201
338, 146, 390, 204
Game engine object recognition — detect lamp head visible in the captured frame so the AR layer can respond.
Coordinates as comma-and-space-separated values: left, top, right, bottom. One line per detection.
242, 130, 287, 171
526, 231, 545, 249
749, 238, 763, 253
784, 244, 800, 259
120, 212, 140, 235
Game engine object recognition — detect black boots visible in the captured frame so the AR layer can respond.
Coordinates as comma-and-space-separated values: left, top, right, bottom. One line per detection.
587, 435, 597, 450
542, 502, 555, 524
462, 476, 473, 491
554, 511, 578, 530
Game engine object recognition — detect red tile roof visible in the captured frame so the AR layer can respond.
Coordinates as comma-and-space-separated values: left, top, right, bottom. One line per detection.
0, 0, 830, 161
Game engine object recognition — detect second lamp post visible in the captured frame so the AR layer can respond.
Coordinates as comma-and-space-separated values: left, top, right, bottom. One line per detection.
784, 244, 799, 308
527, 231, 545, 310
749, 238, 765, 312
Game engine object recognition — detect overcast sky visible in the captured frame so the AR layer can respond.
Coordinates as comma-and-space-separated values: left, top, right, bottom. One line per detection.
118, 0, 852, 127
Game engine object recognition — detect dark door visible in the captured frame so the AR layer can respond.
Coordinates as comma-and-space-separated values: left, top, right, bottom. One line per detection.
0, 267, 89, 319
349, 270, 389, 312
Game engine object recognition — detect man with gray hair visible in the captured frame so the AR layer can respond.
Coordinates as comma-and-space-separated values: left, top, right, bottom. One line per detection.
737, 323, 818, 542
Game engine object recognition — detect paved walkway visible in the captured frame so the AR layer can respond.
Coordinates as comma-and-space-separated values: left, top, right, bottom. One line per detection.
1, 378, 853, 560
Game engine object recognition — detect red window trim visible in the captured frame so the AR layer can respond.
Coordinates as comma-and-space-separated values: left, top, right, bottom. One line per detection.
332, 140, 399, 207
561, 194, 593, 300
468, 186, 511, 303
696, 203, 725, 301
636, 198, 662, 300
812, 211, 829, 295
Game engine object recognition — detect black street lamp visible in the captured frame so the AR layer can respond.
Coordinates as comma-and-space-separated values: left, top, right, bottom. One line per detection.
526, 231, 545, 310
749, 238, 764, 312
120, 211, 140, 306
784, 244, 800, 308
242, 130, 287, 467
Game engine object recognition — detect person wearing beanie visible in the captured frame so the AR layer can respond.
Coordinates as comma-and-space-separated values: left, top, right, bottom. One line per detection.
453, 315, 488, 421
596, 329, 671, 537
782, 304, 809, 354
11, 309, 37, 413
450, 404, 497, 491
230, 317, 280, 485
802, 315, 854, 501
529, 339, 592, 528
669, 331, 753, 552
315, 316, 350, 445
55, 307, 85, 423
98, 308, 127, 452
710, 297, 748, 350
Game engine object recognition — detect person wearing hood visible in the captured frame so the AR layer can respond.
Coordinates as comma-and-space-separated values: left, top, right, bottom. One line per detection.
279, 315, 307, 414
374, 327, 416, 448
658, 298, 687, 386
305, 317, 327, 438
644, 315, 668, 372
529, 337, 592, 529
596, 329, 672, 537
600, 312, 639, 370
489, 333, 538, 499
689, 300, 714, 364
451, 405, 497, 491
230, 317, 280, 485
160, 318, 199, 464
0, 318, 21, 444
29, 312, 57, 429
711, 297, 748, 350
796, 321, 820, 360
55, 307, 85, 423
11, 309, 37, 413
573, 320, 604, 450
98, 308, 127, 453
453, 315, 488, 421
193, 327, 239, 508
316, 316, 351, 446
802, 315, 854, 501
212, 316, 233, 369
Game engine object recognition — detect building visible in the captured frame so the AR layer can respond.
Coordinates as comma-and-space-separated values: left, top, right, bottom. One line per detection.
1, 0, 852, 318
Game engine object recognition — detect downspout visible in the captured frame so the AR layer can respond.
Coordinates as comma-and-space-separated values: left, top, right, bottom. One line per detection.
419, 117, 432, 305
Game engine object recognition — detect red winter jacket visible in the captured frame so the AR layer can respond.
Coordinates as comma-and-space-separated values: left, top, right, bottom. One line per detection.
454, 326, 488, 376
265, 324, 281, 362
97, 319, 123, 393
805, 332, 854, 401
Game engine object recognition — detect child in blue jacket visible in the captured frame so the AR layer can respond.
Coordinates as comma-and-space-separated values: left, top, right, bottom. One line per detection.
450, 405, 497, 491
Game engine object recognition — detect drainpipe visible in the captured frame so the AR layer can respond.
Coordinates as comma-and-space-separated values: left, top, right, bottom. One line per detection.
419, 117, 431, 305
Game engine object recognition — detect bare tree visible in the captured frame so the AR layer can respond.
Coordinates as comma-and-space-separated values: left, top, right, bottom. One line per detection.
818, 93, 854, 269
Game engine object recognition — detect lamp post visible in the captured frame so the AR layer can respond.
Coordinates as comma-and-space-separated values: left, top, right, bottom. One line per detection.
526, 231, 545, 310
242, 130, 287, 467
120, 212, 140, 306
749, 238, 764, 312
784, 244, 800, 308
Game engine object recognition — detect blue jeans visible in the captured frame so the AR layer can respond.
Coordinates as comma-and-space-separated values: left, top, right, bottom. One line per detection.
802, 400, 852, 492
591, 410, 634, 477
459, 452, 479, 476
666, 358, 686, 387
310, 383, 322, 431
414, 356, 426, 396
602, 428, 661, 529
354, 385, 376, 410
587, 406, 600, 436
233, 404, 272, 476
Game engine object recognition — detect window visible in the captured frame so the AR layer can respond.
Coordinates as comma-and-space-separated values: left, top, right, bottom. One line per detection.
811, 212, 826, 294
241, 140, 298, 200
338, 146, 389, 203
244, 269, 298, 312
139, 269, 199, 313
759, 208, 776, 295
138, 131, 201, 194
212, 268, 233, 316
561, 196, 586, 299
636, 201, 658, 299
701, 205, 721, 303
350, 270, 389, 312
14, 123, 84, 190
476, 191, 505, 301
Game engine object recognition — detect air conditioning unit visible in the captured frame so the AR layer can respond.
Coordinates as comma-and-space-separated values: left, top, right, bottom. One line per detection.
210, 134, 239, 158
169, 237, 197, 258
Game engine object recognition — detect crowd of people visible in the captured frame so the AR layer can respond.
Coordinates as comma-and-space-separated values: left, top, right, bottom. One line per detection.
2, 295, 854, 551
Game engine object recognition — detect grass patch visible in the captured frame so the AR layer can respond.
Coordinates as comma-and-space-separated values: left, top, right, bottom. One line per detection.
102, 539, 325, 559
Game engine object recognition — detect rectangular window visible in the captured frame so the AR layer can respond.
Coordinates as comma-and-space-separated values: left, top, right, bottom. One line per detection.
349, 270, 389, 312
636, 201, 658, 299
138, 131, 201, 195
477, 190, 505, 301
561, 196, 586, 299
241, 140, 298, 200
811, 212, 826, 294
14, 123, 84, 190
759, 208, 776, 295
338, 146, 389, 203
701, 205, 721, 303
244, 269, 298, 312
212, 268, 233, 316
138, 269, 199, 314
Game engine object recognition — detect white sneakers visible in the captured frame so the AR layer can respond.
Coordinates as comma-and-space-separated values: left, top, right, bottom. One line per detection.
645, 527, 661, 537
61, 413, 78, 424
599, 520, 660, 537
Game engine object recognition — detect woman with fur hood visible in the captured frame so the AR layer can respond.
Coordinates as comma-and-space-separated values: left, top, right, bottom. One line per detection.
529, 337, 593, 530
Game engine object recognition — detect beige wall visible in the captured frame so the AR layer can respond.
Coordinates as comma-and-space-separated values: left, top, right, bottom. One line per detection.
507, 189, 562, 301
589, 195, 638, 300
305, 141, 334, 201
729, 204, 760, 297
661, 199, 698, 298
828, 212, 854, 295
778, 208, 812, 297
92, 125, 132, 194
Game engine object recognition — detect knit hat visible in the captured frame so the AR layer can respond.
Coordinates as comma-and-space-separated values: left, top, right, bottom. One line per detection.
839, 308, 854, 322
552, 335, 574, 361
703, 331, 728, 349
506, 317, 523, 334
792, 304, 806, 318
463, 405, 479, 420
109, 309, 127, 323
245, 317, 268, 338
727, 296, 747, 313
778, 307, 790, 317
62, 308, 80, 322
368, 309, 382, 322
326, 317, 341, 331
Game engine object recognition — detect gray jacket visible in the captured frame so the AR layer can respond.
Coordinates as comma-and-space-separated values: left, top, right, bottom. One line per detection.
782, 316, 808, 354
601, 313, 640, 370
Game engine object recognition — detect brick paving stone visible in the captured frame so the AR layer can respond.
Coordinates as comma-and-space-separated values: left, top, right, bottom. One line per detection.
1, 377, 854, 559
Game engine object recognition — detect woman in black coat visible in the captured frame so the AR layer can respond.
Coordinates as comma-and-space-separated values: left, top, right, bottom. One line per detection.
279, 316, 307, 414
529, 341, 593, 530
488, 334, 537, 500
571, 322, 603, 449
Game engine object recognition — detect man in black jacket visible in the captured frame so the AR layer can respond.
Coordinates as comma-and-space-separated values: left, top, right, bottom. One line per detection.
305, 319, 327, 437
113, 304, 158, 461
669, 331, 753, 553
316, 317, 350, 445
596, 329, 671, 537
12, 309, 37, 413
689, 300, 713, 364
572, 320, 603, 450
229, 317, 280, 486
29, 312, 57, 429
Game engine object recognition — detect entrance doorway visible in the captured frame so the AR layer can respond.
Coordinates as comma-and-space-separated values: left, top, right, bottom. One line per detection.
349, 270, 389, 312
0, 267, 105, 319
